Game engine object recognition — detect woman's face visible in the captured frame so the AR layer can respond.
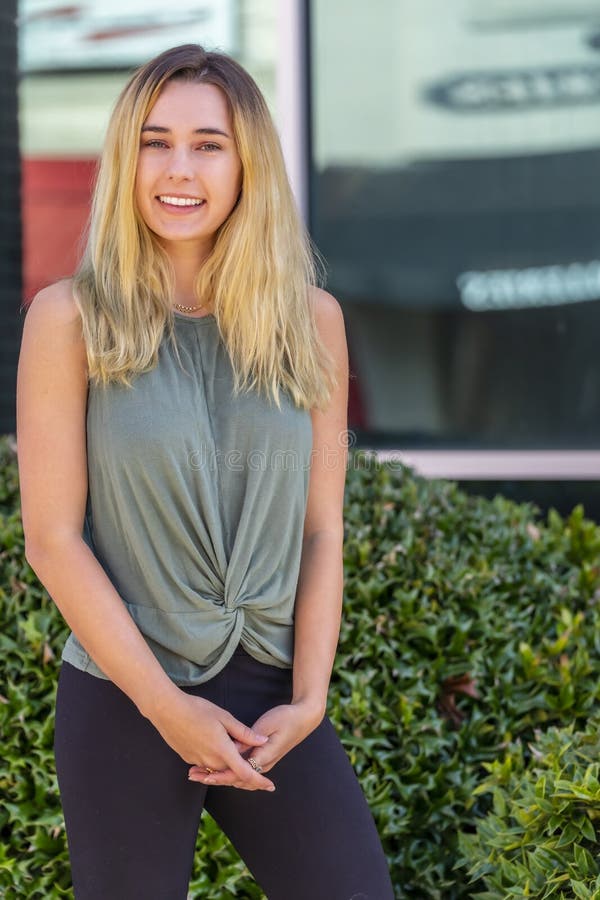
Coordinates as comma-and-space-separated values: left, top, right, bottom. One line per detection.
135, 79, 243, 257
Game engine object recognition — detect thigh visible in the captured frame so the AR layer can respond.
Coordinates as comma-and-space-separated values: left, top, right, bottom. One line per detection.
53, 661, 208, 900
204, 655, 395, 900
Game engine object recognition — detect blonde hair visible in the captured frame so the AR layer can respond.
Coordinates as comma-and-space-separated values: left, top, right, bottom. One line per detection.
73, 43, 337, 411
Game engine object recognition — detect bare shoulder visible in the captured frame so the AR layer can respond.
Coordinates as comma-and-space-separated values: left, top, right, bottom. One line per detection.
25, 278, 81, 330
307, 286, 348, 399
308, 286, 346, 353
308, 285, 344, 328
19, 278, 88, 394
23, 278, 87, 367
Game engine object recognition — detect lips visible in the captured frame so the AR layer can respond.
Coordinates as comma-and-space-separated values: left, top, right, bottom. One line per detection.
155, 196, 207, 220
158, 195, 206, 208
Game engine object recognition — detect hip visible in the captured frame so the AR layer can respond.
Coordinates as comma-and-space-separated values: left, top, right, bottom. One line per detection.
55, 642, 294, 738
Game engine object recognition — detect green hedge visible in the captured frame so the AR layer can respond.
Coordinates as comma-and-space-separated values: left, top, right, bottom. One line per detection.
2, 435, 600, 898
458, 716, 600, 898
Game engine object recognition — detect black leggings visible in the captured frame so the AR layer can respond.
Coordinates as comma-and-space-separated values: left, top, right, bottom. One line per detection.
53, 645, 395, 900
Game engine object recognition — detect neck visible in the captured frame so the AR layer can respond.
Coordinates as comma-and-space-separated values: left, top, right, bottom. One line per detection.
162, 238, 214, 308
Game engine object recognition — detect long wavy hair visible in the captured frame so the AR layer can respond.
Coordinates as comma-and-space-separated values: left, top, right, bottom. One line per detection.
73, 43, 337, 411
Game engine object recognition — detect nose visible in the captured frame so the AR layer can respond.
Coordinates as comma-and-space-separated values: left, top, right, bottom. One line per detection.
165, 146, 195, 181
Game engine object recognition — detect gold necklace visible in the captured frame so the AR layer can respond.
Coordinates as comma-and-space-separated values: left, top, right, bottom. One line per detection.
174, 301, 206, 312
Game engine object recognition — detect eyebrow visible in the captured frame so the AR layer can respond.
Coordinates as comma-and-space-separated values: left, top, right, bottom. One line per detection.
141, 125, 232, 139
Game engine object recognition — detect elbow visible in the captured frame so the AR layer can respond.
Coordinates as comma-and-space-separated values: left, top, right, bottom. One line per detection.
23, 529, 42, 567
24, 539, 50, 574
24, 543, 47, 582
24, 533, 81, 573
302, 524, 345, 547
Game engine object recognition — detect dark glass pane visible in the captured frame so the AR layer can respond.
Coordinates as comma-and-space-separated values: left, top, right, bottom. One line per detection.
309, 1, 600, 450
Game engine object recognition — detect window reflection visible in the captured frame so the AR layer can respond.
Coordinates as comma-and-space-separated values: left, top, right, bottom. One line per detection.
310, 0, 600, 448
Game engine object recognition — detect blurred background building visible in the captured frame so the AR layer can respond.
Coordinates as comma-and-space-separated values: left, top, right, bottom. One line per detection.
6, 0, 600, 513
1, 0, 20, 439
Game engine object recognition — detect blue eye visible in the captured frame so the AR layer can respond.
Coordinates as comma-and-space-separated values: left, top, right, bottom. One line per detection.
141, 140, 221, 151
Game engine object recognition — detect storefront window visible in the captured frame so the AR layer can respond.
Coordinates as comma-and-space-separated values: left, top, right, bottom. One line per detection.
310, 0, 600, 449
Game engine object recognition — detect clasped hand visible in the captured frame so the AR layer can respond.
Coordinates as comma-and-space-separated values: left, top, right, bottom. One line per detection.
187, 700, 323, 790
152, 689, 323, 793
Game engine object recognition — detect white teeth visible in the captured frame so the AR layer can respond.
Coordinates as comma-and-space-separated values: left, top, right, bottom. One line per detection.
159, 196, 204, 207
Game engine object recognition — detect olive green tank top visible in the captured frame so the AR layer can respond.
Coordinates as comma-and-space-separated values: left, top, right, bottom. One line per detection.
61, 311, 313, 686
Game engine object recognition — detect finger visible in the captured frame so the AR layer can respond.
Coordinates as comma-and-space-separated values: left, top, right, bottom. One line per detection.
187, 744, 262, 778
189, 763, 225, 776
241, 733, 283, 772
240, 750, 265, 772
221, 746, 276, 791
189, 768, 266, 791
188, 748, 273, 783
188, 767, 234, 783
223, 715, 269, 748
192, 765, 227, 776
199, 770, 239, 787
188, 760, 273, 779
206, 772, 269, 791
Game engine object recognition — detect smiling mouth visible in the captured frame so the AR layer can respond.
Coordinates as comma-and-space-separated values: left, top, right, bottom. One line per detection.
157, 195, 206, 207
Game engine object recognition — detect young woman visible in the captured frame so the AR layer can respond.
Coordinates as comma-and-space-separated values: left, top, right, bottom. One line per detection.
16, 44, 394, 899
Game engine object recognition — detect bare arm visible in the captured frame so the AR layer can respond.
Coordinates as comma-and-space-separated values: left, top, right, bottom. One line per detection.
17, 281, 182, 720
17, 282, 275, 790
291, 287, 349, 716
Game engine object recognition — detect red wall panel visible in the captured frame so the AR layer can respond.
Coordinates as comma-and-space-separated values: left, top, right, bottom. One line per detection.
22, 158, 96, 304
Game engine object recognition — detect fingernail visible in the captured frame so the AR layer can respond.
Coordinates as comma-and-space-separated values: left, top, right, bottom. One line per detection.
267, 785, 276, 792
205, 777, 216, 785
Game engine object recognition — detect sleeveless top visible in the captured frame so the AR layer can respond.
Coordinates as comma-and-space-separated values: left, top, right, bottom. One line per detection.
61, 311, 313, 686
